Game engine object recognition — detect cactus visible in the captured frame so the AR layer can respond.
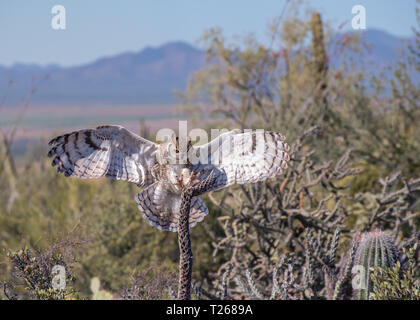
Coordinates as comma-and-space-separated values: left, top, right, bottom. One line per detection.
90, 277, 114, 300
311, 11, 328, 94
352, 230, 400, 300
177, 171, 217, 300
333, 238, 357, 300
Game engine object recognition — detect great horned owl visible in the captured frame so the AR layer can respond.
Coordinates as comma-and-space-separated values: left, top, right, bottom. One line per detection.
48, 125, 290, 231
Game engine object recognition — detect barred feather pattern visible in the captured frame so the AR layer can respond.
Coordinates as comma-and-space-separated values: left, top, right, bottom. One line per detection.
48, 125, 157, 187
192, 130, 290, 191
135, 182, 209, 232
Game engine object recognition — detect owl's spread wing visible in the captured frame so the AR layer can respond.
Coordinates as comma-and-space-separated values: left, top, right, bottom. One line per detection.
48, 125, 158, 187
192, 130, 290, 191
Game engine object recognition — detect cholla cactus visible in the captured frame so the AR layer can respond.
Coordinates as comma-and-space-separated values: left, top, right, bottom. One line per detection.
352, 230, 400, 300
6, 244, 78, 300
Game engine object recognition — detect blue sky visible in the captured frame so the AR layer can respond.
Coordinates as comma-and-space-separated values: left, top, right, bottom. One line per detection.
0, 0, 417, 66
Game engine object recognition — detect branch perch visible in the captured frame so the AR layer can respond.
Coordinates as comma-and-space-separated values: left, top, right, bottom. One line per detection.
177, 171, 216, 300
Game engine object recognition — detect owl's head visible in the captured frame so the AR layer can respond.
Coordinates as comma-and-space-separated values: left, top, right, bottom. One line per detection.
157, 133, 193, 165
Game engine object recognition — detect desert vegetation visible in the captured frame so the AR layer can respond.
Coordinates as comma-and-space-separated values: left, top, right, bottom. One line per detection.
0, 2, 419, 300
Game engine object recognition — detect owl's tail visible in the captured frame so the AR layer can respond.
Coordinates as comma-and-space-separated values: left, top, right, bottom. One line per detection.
135, 182, 209, 232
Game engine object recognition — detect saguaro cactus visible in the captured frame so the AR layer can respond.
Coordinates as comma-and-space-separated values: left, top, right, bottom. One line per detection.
311, 11, 328, 95
311, 11, 330, 125
352, 230, 400, 300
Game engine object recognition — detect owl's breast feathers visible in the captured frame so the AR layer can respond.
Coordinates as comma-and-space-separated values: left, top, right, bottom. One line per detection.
151, 161, 199, 195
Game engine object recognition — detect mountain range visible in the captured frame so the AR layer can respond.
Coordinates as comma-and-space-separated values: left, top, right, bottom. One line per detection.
0, 29, 414, 107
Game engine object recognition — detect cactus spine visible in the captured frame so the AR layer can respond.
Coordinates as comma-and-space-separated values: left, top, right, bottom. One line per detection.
352, 230, 400, 300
